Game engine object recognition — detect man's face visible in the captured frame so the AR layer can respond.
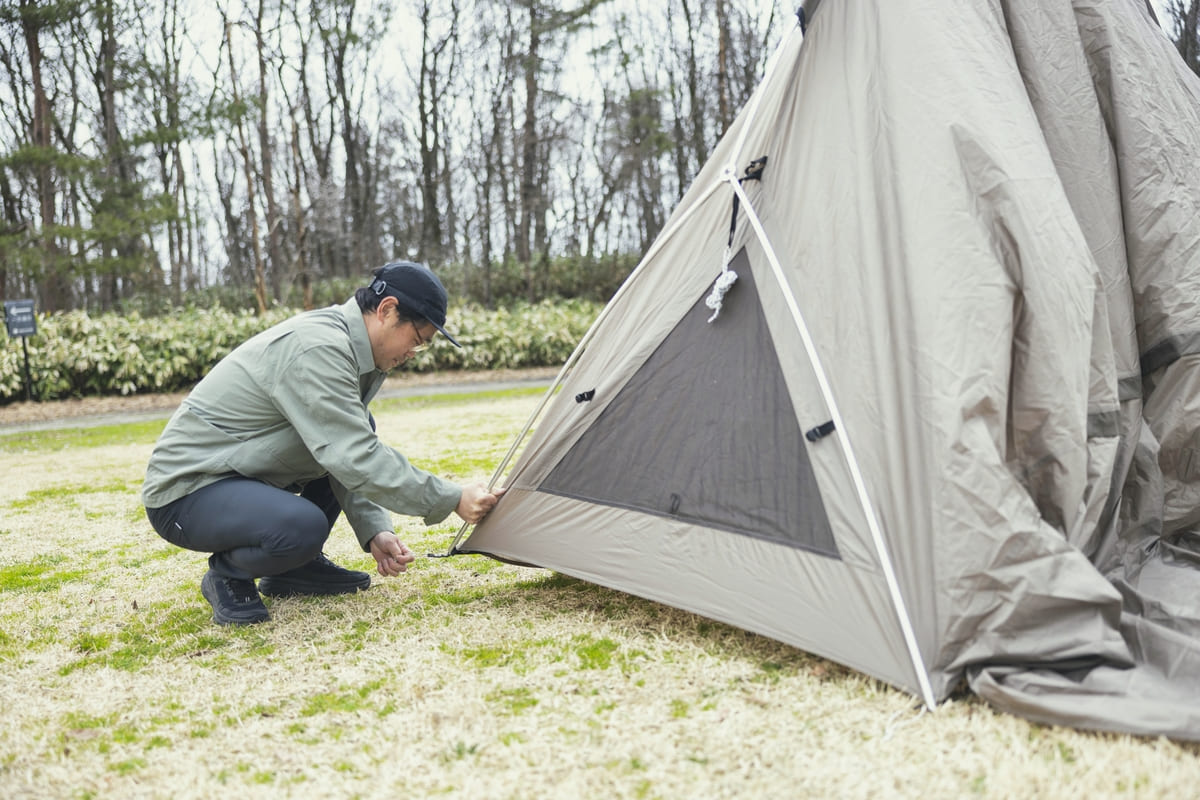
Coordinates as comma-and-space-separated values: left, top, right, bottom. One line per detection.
370, 302, 436, 372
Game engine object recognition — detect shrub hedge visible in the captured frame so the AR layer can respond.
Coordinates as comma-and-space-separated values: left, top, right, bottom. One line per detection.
0, 298, 602, 404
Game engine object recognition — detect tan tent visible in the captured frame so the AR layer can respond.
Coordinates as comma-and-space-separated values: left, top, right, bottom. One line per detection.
455, 0, 1200, 739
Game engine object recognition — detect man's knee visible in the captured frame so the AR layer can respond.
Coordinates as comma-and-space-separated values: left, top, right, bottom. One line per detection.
262, 500, 330, 561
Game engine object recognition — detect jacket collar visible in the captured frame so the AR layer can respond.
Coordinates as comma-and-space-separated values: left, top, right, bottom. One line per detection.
339, 298, 381, 379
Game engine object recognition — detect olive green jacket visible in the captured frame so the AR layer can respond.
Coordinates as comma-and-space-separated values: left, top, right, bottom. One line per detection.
142, 299, 461, 549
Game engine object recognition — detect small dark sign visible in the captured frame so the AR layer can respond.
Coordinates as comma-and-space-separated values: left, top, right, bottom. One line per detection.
4, 299, 36, 338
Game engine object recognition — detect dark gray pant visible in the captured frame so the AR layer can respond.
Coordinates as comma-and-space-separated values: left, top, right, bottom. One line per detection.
145, 477, 341, 581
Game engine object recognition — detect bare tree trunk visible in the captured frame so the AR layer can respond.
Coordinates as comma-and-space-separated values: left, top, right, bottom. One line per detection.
290, 114, 313, 309
533, 136, 551, 301
480, 140, 494, 306
441, 129, 457, 268
502, 85, 518, 265
715, 0, 732, 133
1176, 0, 1200, 74
517, 2, 540, 275
298, 10, 330, 187
95, 0, 147, 311
214, 141, 246, 288
97, 0, 119, 310
0, 168, 20, 299
255, 0, 285, 301
679, 0, 707, 169
20, 0, 66, 310
474, 12, 516, 309
160, 0, 187, 306
416, 0, 446, 263
182, 152, 198, 291
332, 2, 363, 276
225, 20, 269, 314
287, 0, 327, 284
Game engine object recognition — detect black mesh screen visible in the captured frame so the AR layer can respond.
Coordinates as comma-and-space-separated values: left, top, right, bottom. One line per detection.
541, 248, 839, 557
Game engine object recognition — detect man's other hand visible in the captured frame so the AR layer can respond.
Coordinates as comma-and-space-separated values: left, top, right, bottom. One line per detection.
369, 531, 416, 577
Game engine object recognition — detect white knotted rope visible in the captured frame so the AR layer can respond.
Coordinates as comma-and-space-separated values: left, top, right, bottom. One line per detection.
704, 257, 739, 322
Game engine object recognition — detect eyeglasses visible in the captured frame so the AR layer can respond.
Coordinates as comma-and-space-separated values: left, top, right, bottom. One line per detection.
410, 321, 432, 353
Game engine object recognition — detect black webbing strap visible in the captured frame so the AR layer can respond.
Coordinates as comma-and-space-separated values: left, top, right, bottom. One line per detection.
727, 156, 769, 251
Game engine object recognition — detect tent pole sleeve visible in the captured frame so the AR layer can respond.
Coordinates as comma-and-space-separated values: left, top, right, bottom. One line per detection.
727, 176, 939, 710
444, 178, 732, 555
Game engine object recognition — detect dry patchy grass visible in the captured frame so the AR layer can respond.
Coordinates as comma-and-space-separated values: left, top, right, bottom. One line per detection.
0, 387, 1198, 799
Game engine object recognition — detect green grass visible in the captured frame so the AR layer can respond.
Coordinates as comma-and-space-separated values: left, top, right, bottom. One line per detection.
573, 634, 620, 670
372, 384, 548, 413
2, 387, 1199, 799
486, 687, 540, 715
0, 554, 92, 592
6, 478, 139, 509
300, 680, 386, 717
57, 605, 238, 675
0, 418, 166, 452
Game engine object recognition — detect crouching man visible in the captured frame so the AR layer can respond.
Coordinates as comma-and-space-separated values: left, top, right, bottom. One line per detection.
142, 261, 502, 625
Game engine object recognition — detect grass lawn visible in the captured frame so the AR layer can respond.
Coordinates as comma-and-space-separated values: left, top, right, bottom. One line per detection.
0, 386, 1198, 799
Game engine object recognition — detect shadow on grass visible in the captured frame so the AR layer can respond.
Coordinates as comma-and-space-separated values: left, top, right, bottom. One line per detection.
425, 564, 859, 685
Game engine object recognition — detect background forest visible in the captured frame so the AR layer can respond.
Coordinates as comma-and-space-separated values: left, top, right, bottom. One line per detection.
0, 0, 793, 314
1, 0, 1199, 317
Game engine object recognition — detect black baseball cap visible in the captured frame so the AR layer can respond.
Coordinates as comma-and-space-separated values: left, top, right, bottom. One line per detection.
369, 261, 461, 348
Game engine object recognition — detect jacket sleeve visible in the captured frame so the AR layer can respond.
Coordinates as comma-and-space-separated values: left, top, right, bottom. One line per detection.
329, 478, 396, 551
268, 341, 463, 546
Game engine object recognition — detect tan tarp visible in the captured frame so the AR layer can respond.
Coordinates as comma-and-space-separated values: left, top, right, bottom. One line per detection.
462, 0, 1200, 739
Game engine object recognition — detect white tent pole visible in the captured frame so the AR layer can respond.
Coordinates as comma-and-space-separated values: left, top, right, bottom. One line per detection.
727, 175, 939, 710
708, 10, 936, 705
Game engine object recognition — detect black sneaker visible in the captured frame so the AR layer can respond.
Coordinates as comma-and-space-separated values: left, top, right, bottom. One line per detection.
200, 569, 270, 625
257, 553, 371, 597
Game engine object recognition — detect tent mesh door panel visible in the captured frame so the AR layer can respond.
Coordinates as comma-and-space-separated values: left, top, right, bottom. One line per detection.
541, 248, 840, 557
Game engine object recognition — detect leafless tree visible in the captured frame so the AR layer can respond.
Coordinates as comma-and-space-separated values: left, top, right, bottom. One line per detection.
1164, 0, 1200, 75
